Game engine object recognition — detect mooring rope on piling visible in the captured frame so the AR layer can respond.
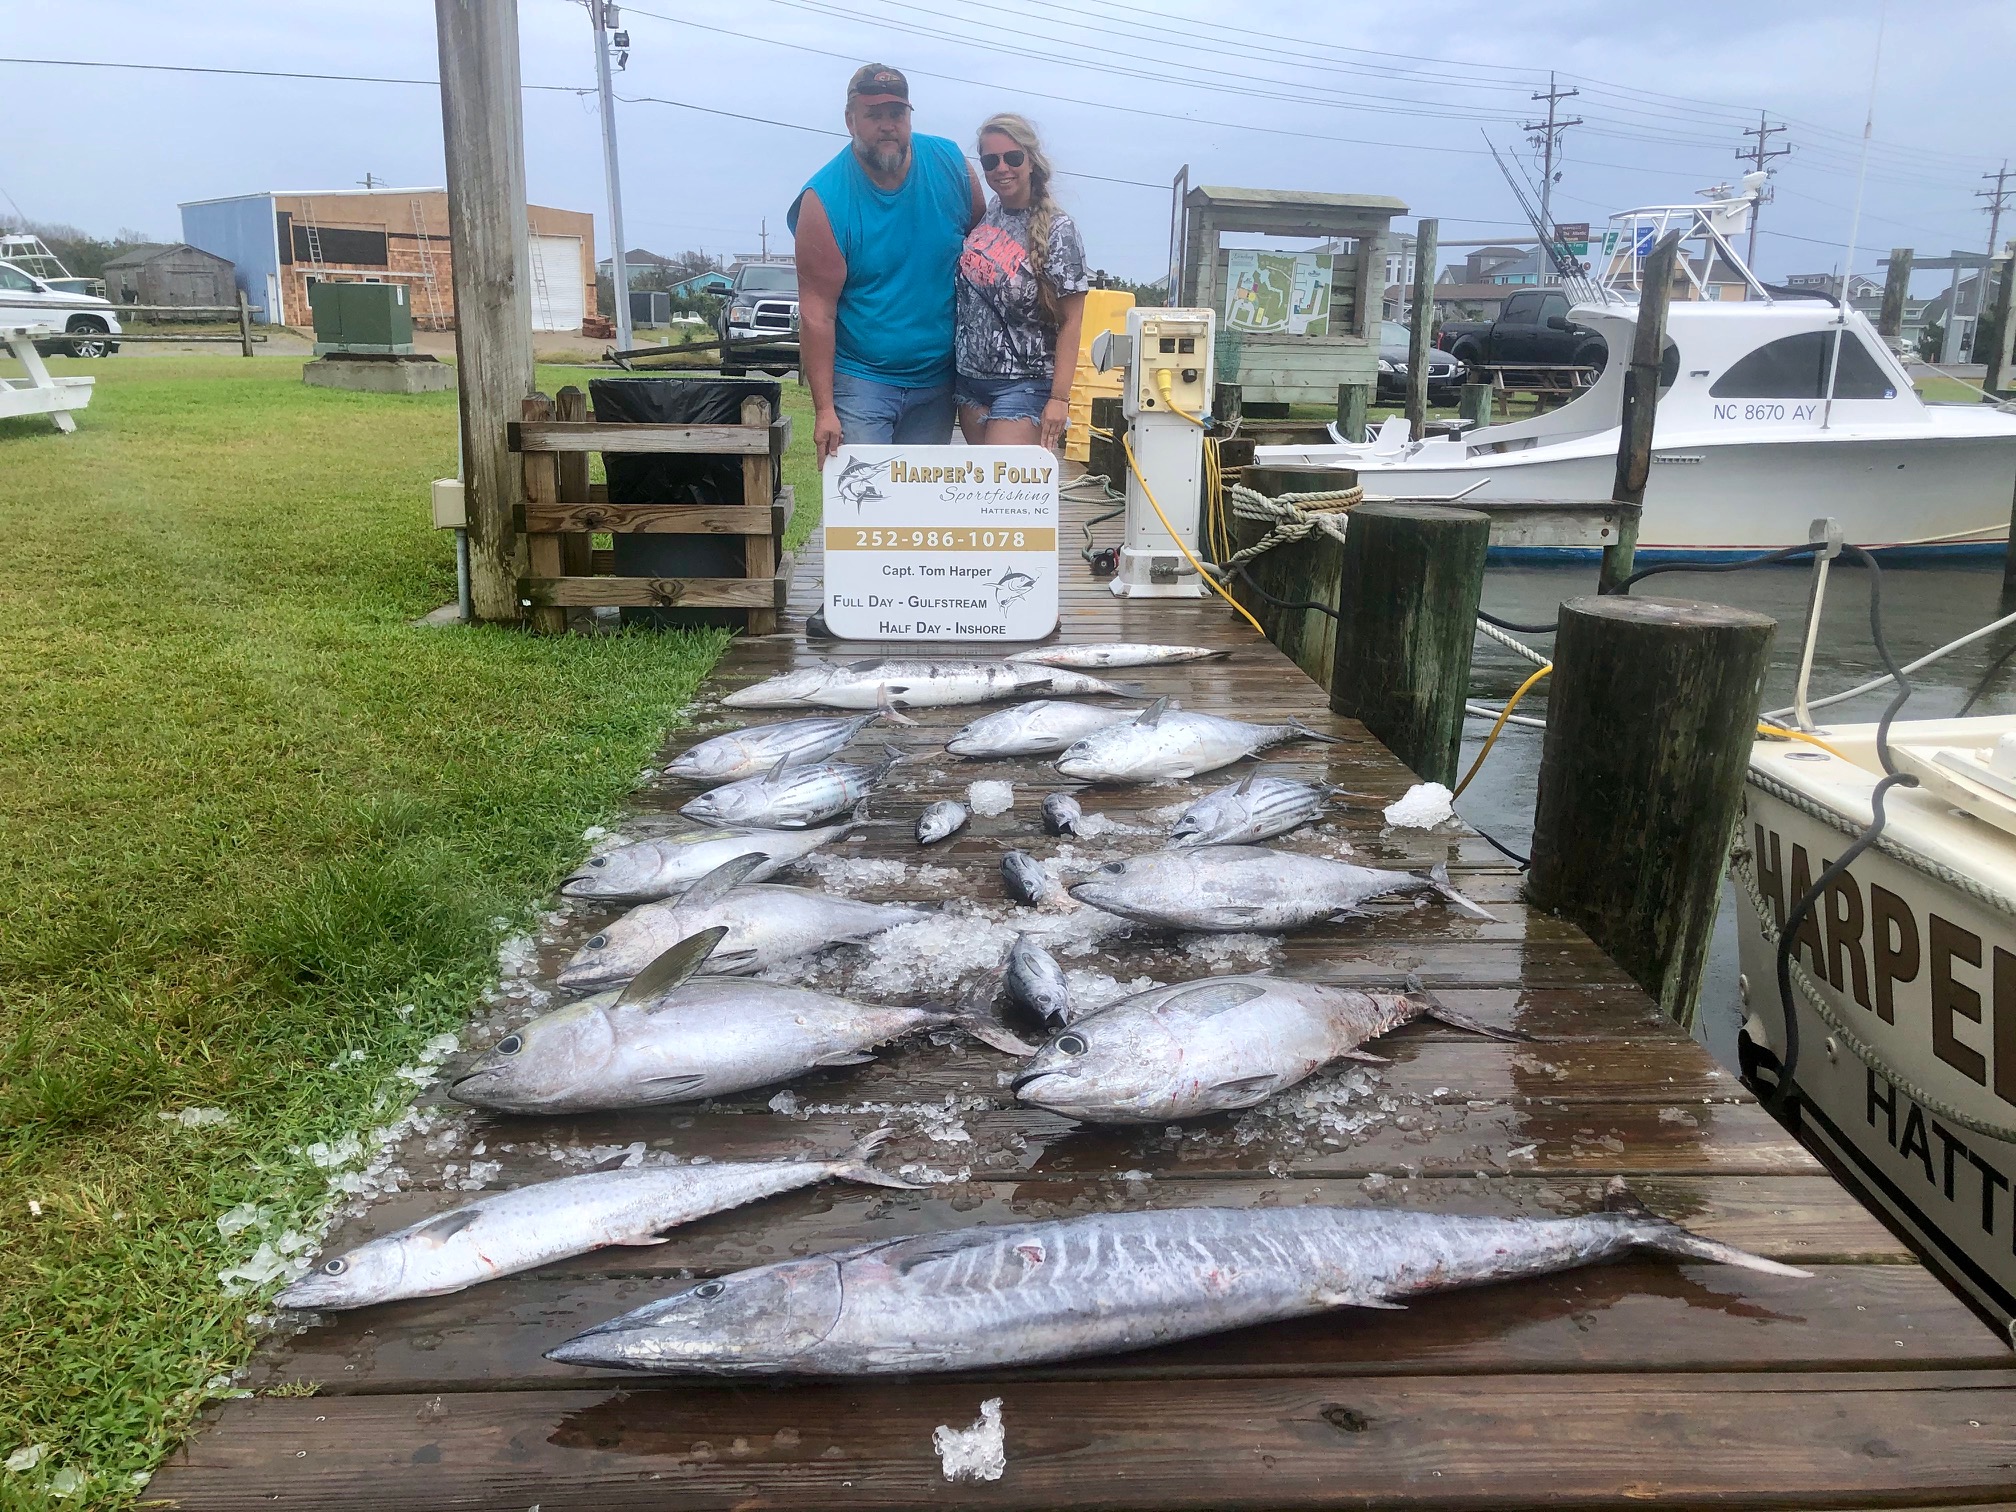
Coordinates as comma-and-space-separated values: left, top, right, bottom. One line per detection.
1221, 481, 1364, 573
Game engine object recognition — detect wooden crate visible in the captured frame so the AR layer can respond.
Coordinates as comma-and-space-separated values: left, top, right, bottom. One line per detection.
509, 387, 794, 634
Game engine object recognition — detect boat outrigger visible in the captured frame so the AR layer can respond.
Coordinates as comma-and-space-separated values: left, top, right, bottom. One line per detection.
1257, 181, 2016, 559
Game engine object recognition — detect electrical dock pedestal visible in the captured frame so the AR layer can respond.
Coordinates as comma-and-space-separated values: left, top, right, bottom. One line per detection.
1110, 305, 1216, 598
146, 484, 2016, 1509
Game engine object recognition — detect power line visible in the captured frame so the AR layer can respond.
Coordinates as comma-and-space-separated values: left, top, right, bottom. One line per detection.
0, 53, 591, 91
1522, 71, 1581, 238
1737, 113, 1791, 265
1981, 161, 2014, 258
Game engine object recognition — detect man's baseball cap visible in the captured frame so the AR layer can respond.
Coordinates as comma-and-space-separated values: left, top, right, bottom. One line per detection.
847, 63, 909, 104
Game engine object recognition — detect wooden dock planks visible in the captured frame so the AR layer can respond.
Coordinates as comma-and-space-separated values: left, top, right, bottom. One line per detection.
146, 487, 2014, 1510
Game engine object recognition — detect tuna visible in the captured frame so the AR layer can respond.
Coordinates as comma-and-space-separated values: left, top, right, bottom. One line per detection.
679, 747, 903, 829
557, 855, 926, 989
1040, 792, 1084, 836
1169, 770, 1351, 847
561, 825, 851, 902
1012, 973, 1517, 1122
722, 658, 1141, 711
915, 800, 969, 846
1066, 846, 1493, 933
1001, 850, 1065, 909
664, 712, 902, 783
1004, 934, 1073, 1027
274, 1131, 919, 1311
546, 1198, 1807, 1375
1055, 699, 1343, 783
945, 700, 1140, 758
1007, 643, 1231, 669
449, 930, 1035, 1114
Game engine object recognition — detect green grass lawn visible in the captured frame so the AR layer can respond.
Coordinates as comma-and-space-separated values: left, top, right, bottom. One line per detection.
0, 355, 816, 1509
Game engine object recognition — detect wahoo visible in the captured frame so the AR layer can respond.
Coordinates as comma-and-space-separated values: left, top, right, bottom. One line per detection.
1067, 846, 1493, 932
722, 658, 1142, 710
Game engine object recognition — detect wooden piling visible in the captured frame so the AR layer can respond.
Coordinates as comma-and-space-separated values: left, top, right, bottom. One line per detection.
1404, 218, 1438, 437
435, 0, 536, 623
1459, 382, 1493, 430
1982, 253, 2014, 398
1336, 383, 1370, 444
1878, 248, 1913, 350
237, 288, 253, 358
1599, 229, 1681, 594
1329, 501, 1489, 787
1527, 595, 1776, 1028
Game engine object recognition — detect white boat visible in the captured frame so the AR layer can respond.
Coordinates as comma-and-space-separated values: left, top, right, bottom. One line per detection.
1256, 188, 2016, 560
1734, 716, 2016, 1334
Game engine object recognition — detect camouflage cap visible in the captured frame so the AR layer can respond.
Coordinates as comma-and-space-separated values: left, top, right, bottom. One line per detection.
846, 63, 909, 104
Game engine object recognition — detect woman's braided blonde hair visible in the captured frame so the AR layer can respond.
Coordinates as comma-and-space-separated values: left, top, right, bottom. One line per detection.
978, 112, 1059, 323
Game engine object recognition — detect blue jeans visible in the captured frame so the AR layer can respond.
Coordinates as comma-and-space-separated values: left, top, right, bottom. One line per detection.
831, 370, 956, 445
954, 372, 1052, 423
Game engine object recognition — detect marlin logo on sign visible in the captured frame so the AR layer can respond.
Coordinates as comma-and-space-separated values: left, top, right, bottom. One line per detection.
835, 456, 889, 514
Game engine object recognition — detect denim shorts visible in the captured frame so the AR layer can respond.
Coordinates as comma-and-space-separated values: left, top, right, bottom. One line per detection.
830, 370, 955, 445
955, 372, 1053, 424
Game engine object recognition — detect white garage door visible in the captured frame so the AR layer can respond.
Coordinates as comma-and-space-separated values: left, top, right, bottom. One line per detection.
527, 234, 585, 332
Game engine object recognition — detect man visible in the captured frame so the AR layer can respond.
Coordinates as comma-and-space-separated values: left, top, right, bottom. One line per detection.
790, 64, 985, 465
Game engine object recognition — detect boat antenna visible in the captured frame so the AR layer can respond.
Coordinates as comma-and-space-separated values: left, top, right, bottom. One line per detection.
1485, 134, 1602, 304
1822, 0, 1888, 431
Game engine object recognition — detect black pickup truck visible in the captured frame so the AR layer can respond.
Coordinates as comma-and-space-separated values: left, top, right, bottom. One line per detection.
1435, 288, 1607, 373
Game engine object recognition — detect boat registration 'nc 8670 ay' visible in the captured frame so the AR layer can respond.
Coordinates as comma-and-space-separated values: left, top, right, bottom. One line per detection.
820, 445, 1059, 641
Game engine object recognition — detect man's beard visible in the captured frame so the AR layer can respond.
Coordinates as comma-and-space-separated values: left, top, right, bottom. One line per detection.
867, 141, 905, 173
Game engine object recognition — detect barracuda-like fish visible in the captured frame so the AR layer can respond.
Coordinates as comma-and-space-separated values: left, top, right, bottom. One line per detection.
561, 826, 851, 902
1041, 792, 1083, 836
915, 800, 969, 845
1004, 933, 1073, 1027
1007, 643, 1231, 669
450, 930, 1035, 1114
1055, 699, 1342, 783
274, 1131, 919, 1311
558, 856, 926, 989
1067, 846, 1493, 932
680, 747, 903, 829
665, 711, 902, 783
1012, 973, 1515, 1122
545, 1198, 1807, 1375
944, 701, 1139, 758
1001, 850, 1064, 908
722, 658, 1142, 710
1169, 771, 1349, 847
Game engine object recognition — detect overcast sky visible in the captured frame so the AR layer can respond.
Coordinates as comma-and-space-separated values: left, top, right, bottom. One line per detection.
5, 0, 2011, 288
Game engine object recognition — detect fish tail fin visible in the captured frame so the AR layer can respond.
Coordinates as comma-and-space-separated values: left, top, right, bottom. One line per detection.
872, 694, 918, 728
1287, 717, 1346, 745
944, 967, 1039, 1056
1421, 862, 1495, 922
832, 1126, 929, 1190
1406, 975, 1529, 1042
1602, 1177, 1811, 1276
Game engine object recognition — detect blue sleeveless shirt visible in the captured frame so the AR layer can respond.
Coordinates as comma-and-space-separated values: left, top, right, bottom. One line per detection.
788, 135, 971, 387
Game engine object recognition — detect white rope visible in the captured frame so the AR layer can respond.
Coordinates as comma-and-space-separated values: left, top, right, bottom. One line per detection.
1908, 360, 2016, 408
1475, 617, 1552, 668
1466, 700, 1548, 729
1762, 603, 2016, 722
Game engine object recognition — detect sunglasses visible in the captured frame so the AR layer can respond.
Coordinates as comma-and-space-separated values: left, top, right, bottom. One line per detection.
980, 150, 1026, 171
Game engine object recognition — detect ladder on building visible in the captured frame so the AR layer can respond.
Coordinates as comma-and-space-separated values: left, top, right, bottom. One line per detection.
410, 199, 445, 329
528, 235, 555, 332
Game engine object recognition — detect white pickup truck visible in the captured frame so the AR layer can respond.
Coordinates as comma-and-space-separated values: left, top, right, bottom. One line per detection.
0, 258, 122, 357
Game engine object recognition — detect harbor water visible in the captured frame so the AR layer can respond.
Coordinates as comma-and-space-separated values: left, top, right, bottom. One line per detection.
1458, 557, 2016, 1071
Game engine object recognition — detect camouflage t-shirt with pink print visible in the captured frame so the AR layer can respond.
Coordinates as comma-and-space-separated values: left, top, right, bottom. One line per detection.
955, 200, 1089, 381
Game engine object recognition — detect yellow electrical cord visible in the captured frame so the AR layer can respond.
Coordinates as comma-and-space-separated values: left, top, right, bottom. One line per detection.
1757, 722, 1851, 760
1451, 662, 1554, 799
1122, 432, 1269, 638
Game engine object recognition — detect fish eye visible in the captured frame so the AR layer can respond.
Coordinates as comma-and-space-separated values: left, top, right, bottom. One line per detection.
587, 934, 608, 950
495, 1034, 523, 1056
322, 1258, 347, 1275
589, 857, 607, 868
1055, 1033, 1089, 1056
1100, 861, 1125, 874
693, 1280, 726, 1299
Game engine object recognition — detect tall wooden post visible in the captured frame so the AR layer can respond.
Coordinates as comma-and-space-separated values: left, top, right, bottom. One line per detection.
1404, 218, 1439, 437
1459, 382, 1493, 429
436, 0, 536, 623
237, 288, 253, 357
1878, 248, 1913, 350
1981, 254, 2015, 397
1527, 595, 1776, 1028
1599, 229, 1681, 594
1336, 382, 1370, 444
1329, 502, 1489, 787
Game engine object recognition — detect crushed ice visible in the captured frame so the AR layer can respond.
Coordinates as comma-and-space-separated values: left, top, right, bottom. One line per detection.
1181, 933, 1281, 968
158, 1106, 230, 1129
933, 1397, 1007, 1482
1383, 782, 1455, 830
966, 780, 1014, 817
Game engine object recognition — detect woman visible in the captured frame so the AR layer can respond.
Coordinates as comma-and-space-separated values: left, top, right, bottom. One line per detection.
954, 114, 1088, 453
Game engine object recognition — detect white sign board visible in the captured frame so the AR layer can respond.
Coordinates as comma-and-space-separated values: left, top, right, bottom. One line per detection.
822, 444, 1059, 642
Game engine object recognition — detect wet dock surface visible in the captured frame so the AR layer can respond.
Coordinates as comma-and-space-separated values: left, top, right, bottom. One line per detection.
147, 494, 2016, 1508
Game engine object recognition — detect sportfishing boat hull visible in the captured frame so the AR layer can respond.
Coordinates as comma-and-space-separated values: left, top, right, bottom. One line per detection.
1734, 720, 2016, 1336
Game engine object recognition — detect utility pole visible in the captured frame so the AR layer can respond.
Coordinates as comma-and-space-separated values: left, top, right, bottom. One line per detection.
588, 0, 633, 350
1523, 71, 1582, 271
1981, 161, 2013, 261
759, 219, 769, 260
1736, 113, 1791, 267
357, 172, 384, 190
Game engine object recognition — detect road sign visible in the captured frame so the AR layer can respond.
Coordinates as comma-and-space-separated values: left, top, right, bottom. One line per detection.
821, 444, 1060, 641
1552, 222, 1590, 256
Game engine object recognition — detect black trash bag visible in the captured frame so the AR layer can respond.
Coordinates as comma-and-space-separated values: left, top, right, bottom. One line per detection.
588, 376, 781, 628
